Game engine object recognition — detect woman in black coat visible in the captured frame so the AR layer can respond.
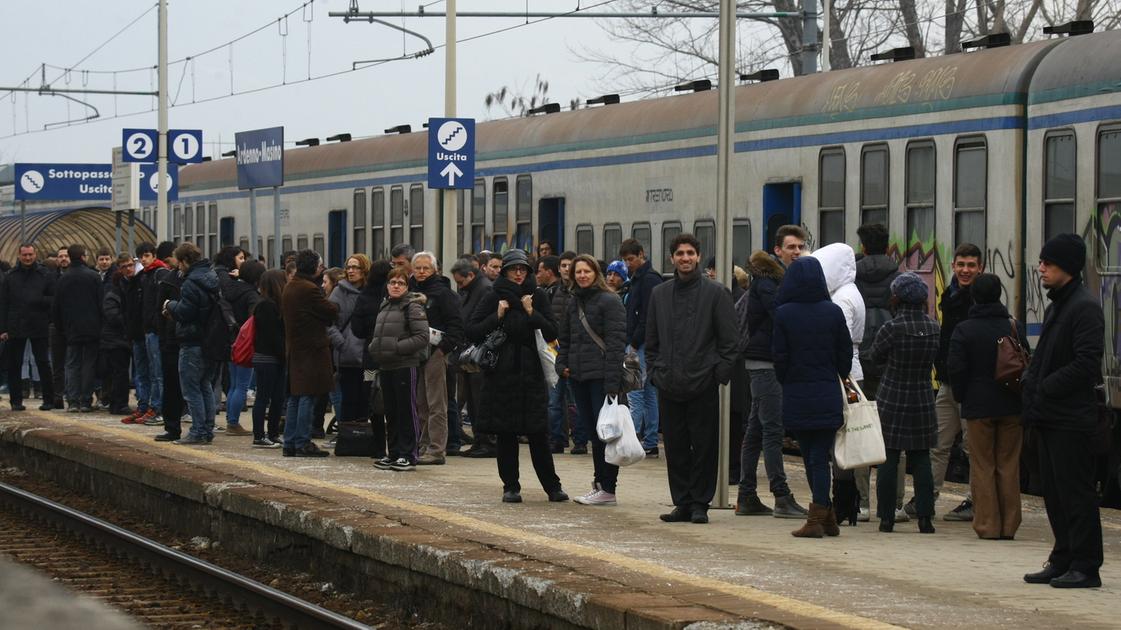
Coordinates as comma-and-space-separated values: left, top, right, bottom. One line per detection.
250, 269, 288, 448
467, 250, 568, 504
556, 254, 626, 506
947, 274, 1030, 540
870, 272, 940, 534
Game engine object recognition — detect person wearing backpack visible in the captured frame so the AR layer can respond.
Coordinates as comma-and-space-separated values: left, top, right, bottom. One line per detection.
947, 274, 1030, 540
164, 243, 221, 445
213, 247, 261, 436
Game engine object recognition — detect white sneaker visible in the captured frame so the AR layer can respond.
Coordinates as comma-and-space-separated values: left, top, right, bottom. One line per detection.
894, 508, 910, 523
246, 390, 256, 407
574, 489, 617, 506
858, 507, 870, 522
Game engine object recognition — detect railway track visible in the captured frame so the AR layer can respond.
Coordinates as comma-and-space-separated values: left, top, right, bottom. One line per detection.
0, 480, 369, 629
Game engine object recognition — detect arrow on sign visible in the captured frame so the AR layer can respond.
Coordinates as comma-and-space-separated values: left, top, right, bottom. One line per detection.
440, 162, 464, 186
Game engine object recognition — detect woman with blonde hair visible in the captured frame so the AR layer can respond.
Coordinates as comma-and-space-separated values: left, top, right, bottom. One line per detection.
330, 254, 372, 426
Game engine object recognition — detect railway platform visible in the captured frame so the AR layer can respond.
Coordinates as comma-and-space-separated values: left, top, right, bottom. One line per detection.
1, 408, 1117, 629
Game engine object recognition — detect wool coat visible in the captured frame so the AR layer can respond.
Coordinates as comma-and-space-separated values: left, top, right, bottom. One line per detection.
466, 275, 557, 435
99, 274, 130, 351
947, 302, 1030, 419
772, 257, 851, 431
0, 261, 55, 339
413, 274, 464, 354
870, 302, 941, 450
281, 274, 338, 395
53, 263, 104, 345
742, 251, 783, 362
555, 286, 627, 393
366, 292, 429, 371
327, 279, 364, 368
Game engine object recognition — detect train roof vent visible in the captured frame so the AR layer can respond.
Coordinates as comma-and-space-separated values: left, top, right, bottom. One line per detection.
201, 156, 212, 162
1043, 20, 1094, 36
870, 46, 916, 62
587, 94, 621, 106
526, 103, 561, 116
962, 32, 1010, 51
675, 79, 712, 92
295, 137, 320, 147
221, 150, 236, 158
384, 125, 411, 134
739, 69, 779, 82
326, 133, 352, 142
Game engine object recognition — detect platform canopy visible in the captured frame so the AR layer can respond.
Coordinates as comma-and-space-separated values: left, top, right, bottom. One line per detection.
0, 207, 156, 264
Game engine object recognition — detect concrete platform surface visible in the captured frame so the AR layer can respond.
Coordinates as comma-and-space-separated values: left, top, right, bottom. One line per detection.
0, 556, 141, 630
1, 409, 1118, 629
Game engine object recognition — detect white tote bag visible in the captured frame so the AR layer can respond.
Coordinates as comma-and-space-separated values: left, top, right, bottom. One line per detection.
603, 398, 645, 467
535, 330, 560, 389
833, 379, 887, 470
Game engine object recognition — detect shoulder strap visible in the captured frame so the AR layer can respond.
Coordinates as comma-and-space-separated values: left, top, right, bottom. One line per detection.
577, 302, 607, 354
1008, 317, 1018, 338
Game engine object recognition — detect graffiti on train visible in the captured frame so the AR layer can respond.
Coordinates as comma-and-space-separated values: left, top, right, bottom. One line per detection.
885, 237, 948, 321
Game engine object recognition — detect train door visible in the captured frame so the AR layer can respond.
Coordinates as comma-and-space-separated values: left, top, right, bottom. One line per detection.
539, 197, 565, 252
327, 209, 347, 268
762, 183, 802, 249
219, 217, 235, 248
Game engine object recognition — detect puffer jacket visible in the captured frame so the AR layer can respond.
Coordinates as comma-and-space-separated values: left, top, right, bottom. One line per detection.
742, 251, 784, 362
811, 243, 865, 381
772, 257, 852, 431
328, 279, 364, 368
556, 286, 626, 393
0, 261, 55, 338
549, 281, 572, 341
168, 260, 219, 346
367, 292, 429, 370
855, 254, 898, 310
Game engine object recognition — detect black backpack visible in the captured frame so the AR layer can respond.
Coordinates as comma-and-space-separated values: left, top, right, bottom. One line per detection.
858, 306, 893, 379
202, 287, 238, 362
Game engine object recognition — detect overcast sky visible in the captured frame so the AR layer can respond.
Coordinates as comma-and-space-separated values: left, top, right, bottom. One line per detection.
0, 0, 643, 165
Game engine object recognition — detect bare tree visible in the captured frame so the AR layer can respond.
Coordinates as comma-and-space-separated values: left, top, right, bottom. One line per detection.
483, 74, 581, 119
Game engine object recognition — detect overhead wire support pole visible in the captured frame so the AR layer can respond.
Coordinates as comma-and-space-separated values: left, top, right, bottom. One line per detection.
440, 0, 458, 271
714, 0, 736, 510
158, 0, 169, 242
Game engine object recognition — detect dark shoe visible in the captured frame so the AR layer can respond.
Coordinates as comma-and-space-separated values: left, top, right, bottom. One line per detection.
735, 494, 773, 516
11, 404, 27, 412
282, 447, 297, 457
791, 503, 827, 538
502, 490, 523, 503
943, 499, 974, 521
691, 508, 709, 524
389, 457, 415, 472
446, 447, 461, 456
645, 446, 659, 458
903, 496, 917, 518
773, 494, 808, 519
1024, 562, 1067, 584
822, 507, 841, 537
918, 517, 936, 534
36, 403, 51, 411
570, 444, 588, 455
659, 506, 692, 523
879, 519, 894, 533
549, 443, 565, 454
373, 456, 394, 470
1050, 569, 1101, 589
294, 443, 329, 458
174, 435, 210, 445
153, 433, 180, 442
547, 489, 570, 502
463, 446, 497, 458
79, 405, 94, 413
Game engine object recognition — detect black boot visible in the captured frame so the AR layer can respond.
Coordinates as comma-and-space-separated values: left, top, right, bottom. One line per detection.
878, 519, 894, 533
918, 517, 935, 534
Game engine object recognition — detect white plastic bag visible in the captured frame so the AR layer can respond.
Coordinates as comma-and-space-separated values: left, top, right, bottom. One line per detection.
833, 379, 887, 469
605, 399, 645, 467
535, 330, 559, 389
595, 395, 624, 442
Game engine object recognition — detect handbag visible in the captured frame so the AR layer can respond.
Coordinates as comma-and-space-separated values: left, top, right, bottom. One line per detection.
833, 378, 887, 470
458, 327, 507, 373
994, 318, 1030, 392
577, 303, 642, 393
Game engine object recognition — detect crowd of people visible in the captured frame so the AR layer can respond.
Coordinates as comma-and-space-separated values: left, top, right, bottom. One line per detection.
0, 224, 1105, 588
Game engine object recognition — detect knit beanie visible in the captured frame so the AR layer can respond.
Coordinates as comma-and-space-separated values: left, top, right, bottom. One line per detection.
890, 271, 928, 305
500, 249, 531, 273
1039, 233, 1086, 276
606, 260, 629, 282
971, 274, 1002, 304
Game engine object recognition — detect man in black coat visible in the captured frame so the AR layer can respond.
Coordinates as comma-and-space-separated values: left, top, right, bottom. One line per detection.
452, 258, 497, 458
620, 238, 664, 457
53, 244, 103, 412
99, 256, 135, 415
1021, 234, 1104, 589
646, 233, 738, 524
0, 243, 56, 411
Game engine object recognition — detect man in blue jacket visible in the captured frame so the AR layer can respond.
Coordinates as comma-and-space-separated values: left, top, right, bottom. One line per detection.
620, 238, 663, 457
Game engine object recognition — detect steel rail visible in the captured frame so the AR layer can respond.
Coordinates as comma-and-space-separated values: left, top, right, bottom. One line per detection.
0, 480, 369, 630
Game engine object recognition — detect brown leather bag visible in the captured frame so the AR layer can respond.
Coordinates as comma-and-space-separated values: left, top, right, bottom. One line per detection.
994, 318, 1030, 392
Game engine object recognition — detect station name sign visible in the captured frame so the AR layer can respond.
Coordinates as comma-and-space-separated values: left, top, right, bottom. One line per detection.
234, 126, 285, 190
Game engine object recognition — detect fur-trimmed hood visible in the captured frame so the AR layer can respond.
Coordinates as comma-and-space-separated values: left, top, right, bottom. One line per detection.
748, 251, 784, 281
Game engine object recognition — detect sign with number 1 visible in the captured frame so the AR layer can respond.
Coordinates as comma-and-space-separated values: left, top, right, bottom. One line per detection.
121, 128, 204, 164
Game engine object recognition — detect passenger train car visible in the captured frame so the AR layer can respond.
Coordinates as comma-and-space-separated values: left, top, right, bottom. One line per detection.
175, 30, 1121, 429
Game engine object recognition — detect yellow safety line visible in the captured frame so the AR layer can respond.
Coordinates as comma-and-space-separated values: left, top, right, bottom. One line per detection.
24, 412, 908, 629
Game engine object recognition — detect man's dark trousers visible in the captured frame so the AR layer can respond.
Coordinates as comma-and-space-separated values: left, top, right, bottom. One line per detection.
659, 384, 719, 510
49, 325, 66, 405
1037, 427, 1103, 573
161, 349, 184, 438
5, 338, 53, 407
64, 342, 98, 406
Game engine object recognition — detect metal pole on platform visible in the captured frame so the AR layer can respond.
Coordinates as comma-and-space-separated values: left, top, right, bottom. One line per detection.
272, 186, 281, 269
440, 0, 458, 270
714, 0, 736, 509
157, 0, 169, 241
249, 188, 258, 260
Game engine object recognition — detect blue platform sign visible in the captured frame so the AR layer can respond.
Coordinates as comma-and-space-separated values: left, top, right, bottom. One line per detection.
427, 117, 475, 190
139, 163, 179, 201
234, 126, 284, 190
122, 129, 159, 163
13, 163, 112, 200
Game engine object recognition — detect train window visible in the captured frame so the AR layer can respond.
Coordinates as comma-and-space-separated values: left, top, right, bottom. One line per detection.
631, 222, 652, 253
694, 220, 716, 261
472, 179, 486, 253
409, 184, 424, 249
493, 178, 509, 252
257, 238, 264, 261
371, 188, 385, 260
515, 175, 532, 251
313, 234, 326, 259
906, 141, 936, 244
297, 235, 308, 251
282, 236, 293, 254
1044, 132, 1076, 243
172, 205, 181, 240
208, 203, 218, 257
151, 210, 158, 236
662, 221, 682, 271
183, 205, 193, 242
239, 237, 249, 252
732, 219, 752, 268
353, 189, 367, 257
953, 138, 987, 250
389, 186, 404, 250
267, 237, 275, 266
603, 223, 623, 260
861, 145, 889, 228
575, 224, 594, 256
1096, 127, 1121, 270
196, 203, 206, 246
818, 148, 845, 245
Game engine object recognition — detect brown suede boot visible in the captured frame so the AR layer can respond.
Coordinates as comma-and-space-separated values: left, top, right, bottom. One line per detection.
791, 503, 827, 538
822, 506, 840, 537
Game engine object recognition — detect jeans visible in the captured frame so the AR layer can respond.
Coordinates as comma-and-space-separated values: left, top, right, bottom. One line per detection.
570, 378, 619, 494
548, 377, 582, 447
879, 449, 934, 520
252, 361, 285, 441
738, 369, 791, 498
64, 342, 98, 405
180, 346, 219, 440
5, 337, 53, 407
284, 394, 317, 450
225, 362, 253, 426
142, 333, 163, 411
626, 346, 660, 449
793, 429, 836, 507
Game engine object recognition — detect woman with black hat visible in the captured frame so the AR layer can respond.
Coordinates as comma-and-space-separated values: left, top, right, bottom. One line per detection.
466, 249, 569, 503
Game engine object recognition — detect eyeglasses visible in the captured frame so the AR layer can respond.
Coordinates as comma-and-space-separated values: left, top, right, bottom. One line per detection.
345, 265, 361, 270
387, 280, 408, 287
